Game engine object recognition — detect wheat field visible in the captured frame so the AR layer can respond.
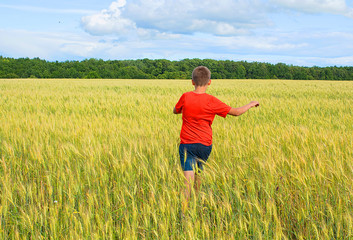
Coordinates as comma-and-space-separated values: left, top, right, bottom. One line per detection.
0, 79, 352, 239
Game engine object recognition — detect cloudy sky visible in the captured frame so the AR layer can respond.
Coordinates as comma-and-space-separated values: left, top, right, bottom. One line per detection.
1, 0, 353, 66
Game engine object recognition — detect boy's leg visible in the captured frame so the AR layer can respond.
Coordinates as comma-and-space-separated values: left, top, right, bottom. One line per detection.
182, 170, 194, 213
183, 170, 195, 200
193, 144, 211, 194
179, 144, 211, 211
193, 158, 206, 194
194, 174, 201, 194
179, 144, 195, 211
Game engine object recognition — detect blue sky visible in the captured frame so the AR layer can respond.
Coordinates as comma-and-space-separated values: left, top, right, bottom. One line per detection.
1, 0, 353, 67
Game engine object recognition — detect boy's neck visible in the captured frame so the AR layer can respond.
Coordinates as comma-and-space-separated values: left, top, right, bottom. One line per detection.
193, 85, 208, 94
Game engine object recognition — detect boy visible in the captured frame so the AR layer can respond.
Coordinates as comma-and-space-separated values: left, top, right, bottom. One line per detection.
173, 66, 259, 209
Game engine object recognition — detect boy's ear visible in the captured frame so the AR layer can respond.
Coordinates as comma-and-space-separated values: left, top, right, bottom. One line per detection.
192, 80, 195, 86
208, 79, 211, 85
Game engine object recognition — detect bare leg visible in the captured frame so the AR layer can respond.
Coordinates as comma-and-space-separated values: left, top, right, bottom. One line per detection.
182, 170, 194, 212
194, 174, 202, 194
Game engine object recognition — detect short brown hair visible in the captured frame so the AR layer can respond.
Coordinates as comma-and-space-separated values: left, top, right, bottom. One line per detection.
192, 66, 211, 86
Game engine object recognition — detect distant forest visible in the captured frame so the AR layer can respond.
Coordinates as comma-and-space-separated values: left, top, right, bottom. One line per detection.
1, 56, 352, 80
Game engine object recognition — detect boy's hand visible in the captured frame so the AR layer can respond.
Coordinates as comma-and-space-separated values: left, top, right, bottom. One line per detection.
228, 101, 259, 116
250, 101, 259, 108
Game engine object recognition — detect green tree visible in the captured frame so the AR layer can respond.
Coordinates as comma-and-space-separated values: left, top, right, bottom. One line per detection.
84, 71, 101, 79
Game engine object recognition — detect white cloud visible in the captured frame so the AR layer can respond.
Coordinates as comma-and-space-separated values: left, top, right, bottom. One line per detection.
0, 29, 106, 60
81, 0, 136, 36
2, 0, 353, 67
271, 0, 353, 18
80, 0, 353, 39
0, 4, 96, 14
0, 28, 183, 61
1, 27, 353, 66
218, 35, 308, 51
324, 55, 353, 65
81, 0, 269, 37
188, 20, 250, 35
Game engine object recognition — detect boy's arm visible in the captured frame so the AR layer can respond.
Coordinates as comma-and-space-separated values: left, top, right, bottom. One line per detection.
228, 101, 259, 116
173, 107, 181, 114
174, 94, 185, 114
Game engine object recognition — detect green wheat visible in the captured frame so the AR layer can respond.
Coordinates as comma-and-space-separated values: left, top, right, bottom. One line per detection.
0, 79, 352, 239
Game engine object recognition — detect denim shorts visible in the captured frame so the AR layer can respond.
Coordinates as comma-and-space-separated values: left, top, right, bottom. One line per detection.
179, 143, 212, 172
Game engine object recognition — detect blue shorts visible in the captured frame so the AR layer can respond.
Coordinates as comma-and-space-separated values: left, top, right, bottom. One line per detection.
179, 143, 212, 172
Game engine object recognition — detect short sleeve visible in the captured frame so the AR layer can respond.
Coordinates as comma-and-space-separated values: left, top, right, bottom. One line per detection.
174, 93, 185, 113
210, 96, 231, 118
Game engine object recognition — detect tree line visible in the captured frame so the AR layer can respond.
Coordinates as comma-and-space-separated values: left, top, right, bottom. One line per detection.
0, 56, 352, 80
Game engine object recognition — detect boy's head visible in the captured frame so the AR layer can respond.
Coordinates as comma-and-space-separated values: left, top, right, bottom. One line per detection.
192, 66, 211, 86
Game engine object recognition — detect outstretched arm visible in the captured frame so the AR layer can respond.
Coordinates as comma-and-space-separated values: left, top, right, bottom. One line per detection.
228, 101, 259, 116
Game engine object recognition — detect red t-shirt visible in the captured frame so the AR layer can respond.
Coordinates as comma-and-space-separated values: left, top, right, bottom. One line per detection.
175, 91, 231, 146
